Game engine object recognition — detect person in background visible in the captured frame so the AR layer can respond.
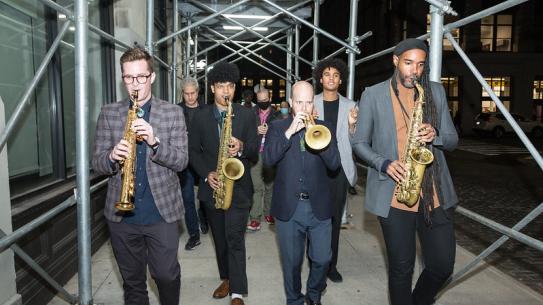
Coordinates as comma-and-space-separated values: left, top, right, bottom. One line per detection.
178, 77, 208, 250
247, 88, 282, 231
279, 101, 290, 119
242, 89, 255, 109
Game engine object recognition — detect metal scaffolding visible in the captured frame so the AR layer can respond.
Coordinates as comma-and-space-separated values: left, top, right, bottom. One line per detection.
0, 0, 540, 304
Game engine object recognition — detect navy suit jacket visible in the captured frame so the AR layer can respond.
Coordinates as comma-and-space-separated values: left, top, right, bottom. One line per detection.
263, 117, 341, 221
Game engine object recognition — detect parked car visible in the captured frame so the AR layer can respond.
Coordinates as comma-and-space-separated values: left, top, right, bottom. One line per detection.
473, 112, 543, 138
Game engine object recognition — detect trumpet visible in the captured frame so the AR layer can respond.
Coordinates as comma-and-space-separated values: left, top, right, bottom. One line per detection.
303, 113, 331, 150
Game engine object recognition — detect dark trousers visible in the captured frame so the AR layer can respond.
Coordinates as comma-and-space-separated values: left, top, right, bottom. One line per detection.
276, 200, 332, 305
329, 168, 349, 272
203, 201, 250, 294
108, 220, 181, 305
180, 168, 200, 237
378, 206, 456, 305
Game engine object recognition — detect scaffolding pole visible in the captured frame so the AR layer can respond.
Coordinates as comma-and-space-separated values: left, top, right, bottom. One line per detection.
172, 0, 179, 103
74, 0, 92, 303
428, 0, 446, 82
193, 30, 198, 77
346, 0, 359, 101
184, 18, 192, 77
146, 0, 154, 56
295, 24, 300, 78
286, 28, 293, 98
312, 0, 320, 87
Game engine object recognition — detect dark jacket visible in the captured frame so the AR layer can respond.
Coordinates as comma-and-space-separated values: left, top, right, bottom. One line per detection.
188, 103, 259, 208
263, 117, 341, 221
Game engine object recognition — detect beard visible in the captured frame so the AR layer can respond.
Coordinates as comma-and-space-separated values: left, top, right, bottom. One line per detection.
397, 69, 418, 89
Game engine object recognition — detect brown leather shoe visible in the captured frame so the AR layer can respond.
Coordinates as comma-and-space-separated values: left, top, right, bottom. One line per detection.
231, 298, 245, 305
212, 280, 229, 299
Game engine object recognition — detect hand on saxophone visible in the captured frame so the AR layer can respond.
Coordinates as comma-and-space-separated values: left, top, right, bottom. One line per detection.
207, 171, 220, 190
228, 137, 243, 157
131, 118, 157, 146
416, 123, 436, 143
109, 139, 130, 162
386, 160, 407, 183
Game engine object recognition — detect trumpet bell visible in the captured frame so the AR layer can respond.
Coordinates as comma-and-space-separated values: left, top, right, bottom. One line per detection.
305, 124, 332, 150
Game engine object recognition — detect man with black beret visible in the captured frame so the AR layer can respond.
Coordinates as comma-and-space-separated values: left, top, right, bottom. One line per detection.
188, 62, 259, 305
350, 38, 459, 305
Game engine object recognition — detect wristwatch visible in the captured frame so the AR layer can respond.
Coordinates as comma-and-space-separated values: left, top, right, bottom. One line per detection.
150, 137, 160, 151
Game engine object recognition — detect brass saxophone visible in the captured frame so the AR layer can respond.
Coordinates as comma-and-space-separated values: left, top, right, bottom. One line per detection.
115, 90, 140, 211
213, 96, 245, 210
395, 81, 434, 207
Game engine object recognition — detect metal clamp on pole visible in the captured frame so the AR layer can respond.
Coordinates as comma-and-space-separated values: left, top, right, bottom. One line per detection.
424, 0, 458, 16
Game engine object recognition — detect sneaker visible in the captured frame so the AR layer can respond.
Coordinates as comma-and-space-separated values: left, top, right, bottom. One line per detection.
246, 220, 261, 232
185, 235, 201, 250
264, 215, 275, 225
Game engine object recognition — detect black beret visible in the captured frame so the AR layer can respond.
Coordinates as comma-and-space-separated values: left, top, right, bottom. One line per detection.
393, 38, 428, 56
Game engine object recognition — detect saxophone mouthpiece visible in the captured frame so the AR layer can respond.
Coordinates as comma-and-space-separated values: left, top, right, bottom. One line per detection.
224, 96, 230, 103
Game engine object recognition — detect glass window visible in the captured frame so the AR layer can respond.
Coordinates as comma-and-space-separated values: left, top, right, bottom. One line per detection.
58, 0, 104, 175
480, 14, 513, 52
266, 79, 273, 87
246, 78, 253, 87
279, 89, 286, 99
241, 78, 246, 87
426, 14, 460, 51
260, 79, 266, 88
533, 78, 543, 121
481, 77, 511, 113
0, 1, 55, 193
279, 79, 286, 87
441, 77, 459, 119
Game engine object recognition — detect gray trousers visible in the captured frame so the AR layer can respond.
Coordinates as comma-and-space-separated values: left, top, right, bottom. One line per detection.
249, 153, 275, 221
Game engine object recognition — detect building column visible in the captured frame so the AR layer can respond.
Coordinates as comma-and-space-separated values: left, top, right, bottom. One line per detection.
0, 98, 21, 305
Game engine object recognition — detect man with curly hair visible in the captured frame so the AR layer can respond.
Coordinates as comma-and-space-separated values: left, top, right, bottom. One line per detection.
188, 62, 259, 305
312, 58, 358, 283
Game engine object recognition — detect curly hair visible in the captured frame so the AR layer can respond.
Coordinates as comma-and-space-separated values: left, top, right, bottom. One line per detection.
312, 58, 348, 85
208, 62, 240, 85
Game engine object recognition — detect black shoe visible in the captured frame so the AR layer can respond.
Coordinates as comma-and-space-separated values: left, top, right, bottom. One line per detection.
200, 223, 209, 234
184, 235, 201, 250
348, 186, 357, 195
327, 269, 343, 283
304, 296, 322, 305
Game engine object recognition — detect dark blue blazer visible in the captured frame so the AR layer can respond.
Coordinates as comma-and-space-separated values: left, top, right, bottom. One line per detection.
263, 117, 341, 221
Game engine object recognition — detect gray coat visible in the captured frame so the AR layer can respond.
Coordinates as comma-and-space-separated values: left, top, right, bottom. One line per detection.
314, 93, 358, 186
92, 96, 188, 223
350, 79, 458, 218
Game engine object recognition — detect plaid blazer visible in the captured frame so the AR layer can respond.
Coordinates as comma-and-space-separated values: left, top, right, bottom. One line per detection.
92, 96, 188, 223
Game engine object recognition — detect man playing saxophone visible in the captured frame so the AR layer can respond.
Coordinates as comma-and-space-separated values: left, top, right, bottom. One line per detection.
350, 38, 458, 305
188, 62, 258, 305
92, 47, 188, 305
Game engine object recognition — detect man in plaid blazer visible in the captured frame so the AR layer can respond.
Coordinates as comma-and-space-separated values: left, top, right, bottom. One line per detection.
92, 47, 187, 305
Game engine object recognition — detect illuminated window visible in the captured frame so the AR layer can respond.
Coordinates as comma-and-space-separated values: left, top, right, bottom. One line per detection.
241, 77, 247, 87
266, 79, 273, 87
247, 78, 253, 87
279, 89, 286, 99
481, 77, 511, 113
260, 79, 266, 88
279, 79, 286, 87
533, 79, 543, 100
481, 14, 513, 52
426, 14, 460, 51
441, 76, 459, 118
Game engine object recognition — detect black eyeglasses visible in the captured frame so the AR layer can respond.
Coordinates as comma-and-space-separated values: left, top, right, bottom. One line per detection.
122, 74, 152, 84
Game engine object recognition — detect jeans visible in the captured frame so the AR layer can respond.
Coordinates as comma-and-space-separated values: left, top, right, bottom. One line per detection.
180, 168, 199, 238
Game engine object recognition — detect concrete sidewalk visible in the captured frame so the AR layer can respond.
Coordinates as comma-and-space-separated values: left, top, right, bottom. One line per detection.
48, 187, 543, 305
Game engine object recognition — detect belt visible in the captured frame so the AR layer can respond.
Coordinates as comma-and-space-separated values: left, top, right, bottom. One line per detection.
297, 192, 310, 200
